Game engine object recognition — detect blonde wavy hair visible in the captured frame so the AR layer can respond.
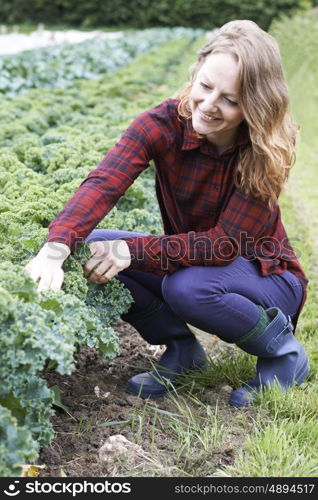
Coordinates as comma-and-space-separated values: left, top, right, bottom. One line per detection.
177, 20, 298, 208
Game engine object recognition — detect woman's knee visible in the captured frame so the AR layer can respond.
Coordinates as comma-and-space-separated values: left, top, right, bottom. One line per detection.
162, 267, 214, 316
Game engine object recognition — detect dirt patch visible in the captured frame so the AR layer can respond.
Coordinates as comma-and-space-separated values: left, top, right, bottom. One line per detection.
38, 322, 255, 477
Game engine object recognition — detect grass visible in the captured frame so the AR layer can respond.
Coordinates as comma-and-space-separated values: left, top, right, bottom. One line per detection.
214, 417, 318, 477
163, 395, 226, 456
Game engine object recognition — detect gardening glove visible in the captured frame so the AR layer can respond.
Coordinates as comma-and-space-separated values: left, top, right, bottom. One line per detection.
25, 241, 70, 292
83, 239, 131, 283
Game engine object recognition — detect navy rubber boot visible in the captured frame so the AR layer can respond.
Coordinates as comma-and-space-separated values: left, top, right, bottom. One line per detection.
123, 299, 207, 399
229, 307, 309, 408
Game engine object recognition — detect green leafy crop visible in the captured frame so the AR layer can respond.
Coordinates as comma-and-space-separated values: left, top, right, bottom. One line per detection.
0, 28, 202, 96
0, 30, 201, 476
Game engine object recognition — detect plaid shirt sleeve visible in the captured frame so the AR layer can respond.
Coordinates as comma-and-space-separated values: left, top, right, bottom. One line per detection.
47, 112, 159, 250
123, 188, 275, 274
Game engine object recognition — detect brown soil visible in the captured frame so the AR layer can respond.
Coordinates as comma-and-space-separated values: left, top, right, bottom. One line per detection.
38, 322, 254, 477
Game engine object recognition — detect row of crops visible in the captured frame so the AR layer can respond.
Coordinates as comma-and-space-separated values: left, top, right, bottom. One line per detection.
0, 29, 203, 476
0, 27, 202, 94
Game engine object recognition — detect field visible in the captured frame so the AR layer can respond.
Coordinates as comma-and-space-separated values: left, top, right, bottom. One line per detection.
0, 14, 317, 477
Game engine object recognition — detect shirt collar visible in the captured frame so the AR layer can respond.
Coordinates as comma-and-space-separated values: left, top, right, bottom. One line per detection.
181, 120, 250, 157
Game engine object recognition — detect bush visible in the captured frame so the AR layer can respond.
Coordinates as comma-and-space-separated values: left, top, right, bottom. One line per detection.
0, 0, 312, 30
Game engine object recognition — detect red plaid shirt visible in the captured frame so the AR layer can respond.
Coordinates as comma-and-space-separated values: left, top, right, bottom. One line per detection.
48, 98, 308, 303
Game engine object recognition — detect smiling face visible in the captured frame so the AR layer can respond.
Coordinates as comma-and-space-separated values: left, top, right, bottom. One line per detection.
189, 52, 244, 151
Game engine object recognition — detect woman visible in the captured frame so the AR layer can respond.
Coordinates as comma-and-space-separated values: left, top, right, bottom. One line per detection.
25, 20, 309, 407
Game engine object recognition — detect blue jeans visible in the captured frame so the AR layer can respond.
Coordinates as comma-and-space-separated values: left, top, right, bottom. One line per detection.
86, 229, 304, 340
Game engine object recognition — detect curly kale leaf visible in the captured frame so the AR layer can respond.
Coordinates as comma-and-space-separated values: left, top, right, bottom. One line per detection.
0, 299, 76, 396
12, 132, 41, 162
86, 279, 133, 327
115, 178, 149, 211
0, 286, 16, 322
96, 326, 121, 362
97, 207, 162, 234
24, 143, 83, 174
43, 166, 89, 188
0, 221, 47, 264
1, 377, 55, 448
61, 255, 89, 301
2, 197, 63, 226
37, 288, 121, 364
0, 261, 37, 302
0, 405, 39, 477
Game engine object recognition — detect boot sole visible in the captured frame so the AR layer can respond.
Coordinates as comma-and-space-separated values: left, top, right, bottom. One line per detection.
126, 360, 207, 400
126, 380, 167, 399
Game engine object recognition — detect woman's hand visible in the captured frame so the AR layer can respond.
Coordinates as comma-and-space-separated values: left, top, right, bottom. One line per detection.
24, 242, 71, 292
83, 240, 131, 283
